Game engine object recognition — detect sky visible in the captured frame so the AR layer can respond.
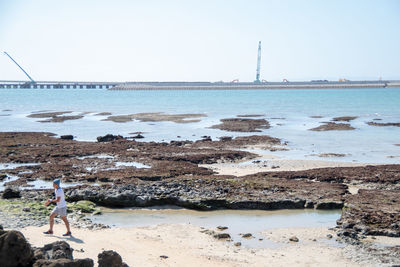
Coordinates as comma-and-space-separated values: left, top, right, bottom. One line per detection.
0, 0, 399, 82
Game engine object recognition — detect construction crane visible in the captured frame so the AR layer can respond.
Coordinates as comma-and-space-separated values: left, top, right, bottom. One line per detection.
254, 41, 261, 83
3, 52, 35, 84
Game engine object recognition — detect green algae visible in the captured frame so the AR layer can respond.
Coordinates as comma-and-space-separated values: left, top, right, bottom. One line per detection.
0, 198, 99, 217
68, 200, 96, 213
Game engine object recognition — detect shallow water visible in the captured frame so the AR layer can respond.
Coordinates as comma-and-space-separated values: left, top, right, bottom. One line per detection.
0, 177, 82, 192
0, 163, 40, 171
1, 88, 400, 164
0, 175, 19, 191
0, 162, 82, 191
91, 206, 341, 249
24, 179, 82, 190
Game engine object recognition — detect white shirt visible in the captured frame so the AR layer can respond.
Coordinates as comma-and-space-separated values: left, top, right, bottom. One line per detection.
55, 188, 67, 208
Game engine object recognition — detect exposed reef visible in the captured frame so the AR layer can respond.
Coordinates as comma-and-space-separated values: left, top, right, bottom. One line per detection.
236, 114, 264, 118
309, 153, 348, 158
309, 122, 355, 131
366, 121, 400, 127
337, 189, 400, 237
1, 132, 399, 240
27, 111, 84, 123
210, 118, 270, 132
102, 112, 206, 123
332, 116, 358, 122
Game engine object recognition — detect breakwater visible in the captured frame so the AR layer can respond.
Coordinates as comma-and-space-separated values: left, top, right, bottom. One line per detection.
110, 80, 400, 90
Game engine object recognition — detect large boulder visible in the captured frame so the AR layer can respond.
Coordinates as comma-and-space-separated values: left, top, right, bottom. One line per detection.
35, 241, 73, 260
33, 258, 93, 267
0, 230, 33, 267
2, 187, 21, 199
60, 135, 74, 140
0, 173, 7, 181
98, 250, 128, 267
96, 134, 124, 142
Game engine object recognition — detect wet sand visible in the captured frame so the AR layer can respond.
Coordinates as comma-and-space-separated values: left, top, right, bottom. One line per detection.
21, 224, 359, 267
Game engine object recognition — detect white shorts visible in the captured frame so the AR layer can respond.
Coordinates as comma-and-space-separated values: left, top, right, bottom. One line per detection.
51, 206, 67, 217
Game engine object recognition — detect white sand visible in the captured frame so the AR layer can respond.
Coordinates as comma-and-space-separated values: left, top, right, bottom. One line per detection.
21, 224, 360, 267
200, 158, 366, 176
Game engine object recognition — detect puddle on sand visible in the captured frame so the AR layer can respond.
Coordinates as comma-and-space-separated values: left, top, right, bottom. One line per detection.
91, 205, 342, 249
0, 175, 19, 191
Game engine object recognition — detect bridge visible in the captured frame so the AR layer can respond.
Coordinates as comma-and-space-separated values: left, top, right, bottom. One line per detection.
1, 80, 400, 90
0, 80, 119, 89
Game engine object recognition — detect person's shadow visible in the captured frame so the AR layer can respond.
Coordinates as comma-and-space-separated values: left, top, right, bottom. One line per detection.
55, 235, 84, 244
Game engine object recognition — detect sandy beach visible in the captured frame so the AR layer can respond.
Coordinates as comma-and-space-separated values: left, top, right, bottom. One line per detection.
200, 157, 367, 176
20, 224, 360, 267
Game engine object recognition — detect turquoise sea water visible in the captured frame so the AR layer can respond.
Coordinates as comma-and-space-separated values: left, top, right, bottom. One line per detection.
1, 88, 399, 163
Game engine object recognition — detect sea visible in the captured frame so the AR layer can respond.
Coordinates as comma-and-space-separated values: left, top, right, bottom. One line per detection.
1, 87, 399, 164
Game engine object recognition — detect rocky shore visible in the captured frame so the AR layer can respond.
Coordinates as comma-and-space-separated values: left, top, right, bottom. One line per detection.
0, 189, 106, 230
1, 131, 400, 265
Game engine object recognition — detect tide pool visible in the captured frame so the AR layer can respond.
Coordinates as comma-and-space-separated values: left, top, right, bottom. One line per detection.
91, 206, 342, 249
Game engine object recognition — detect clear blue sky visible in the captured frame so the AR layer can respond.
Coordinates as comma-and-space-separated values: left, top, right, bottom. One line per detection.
0, 0, 399, 82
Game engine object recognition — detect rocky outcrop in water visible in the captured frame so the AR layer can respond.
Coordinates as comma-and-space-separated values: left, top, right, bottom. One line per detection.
309, 122, 355, 131
193, 135, 285, 151
332, 116, 358, 122
102, 112, 205, 123
27, 112, 84, 123
38, 115, 84, 123
366, 121, 400, 127
210, 118, 271, 132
